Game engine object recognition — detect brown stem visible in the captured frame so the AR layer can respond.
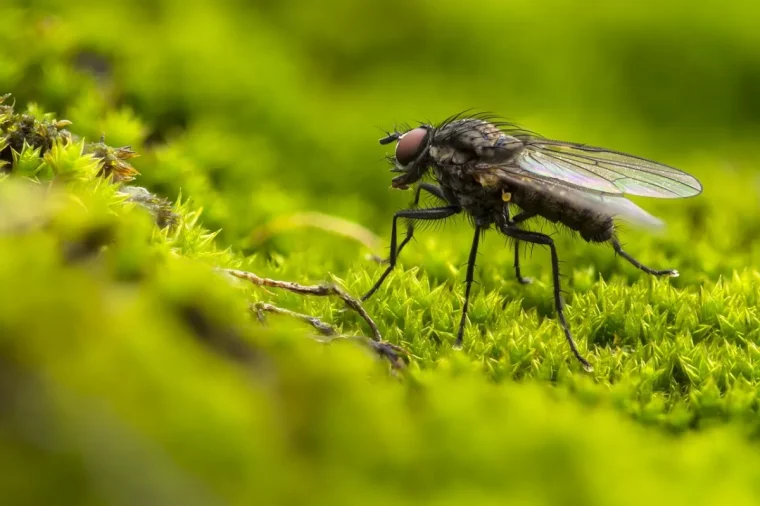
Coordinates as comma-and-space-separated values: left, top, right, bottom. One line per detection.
225, 268, 382, 342
251, 301, 408, 370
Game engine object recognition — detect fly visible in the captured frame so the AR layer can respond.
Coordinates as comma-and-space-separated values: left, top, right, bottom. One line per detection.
363, 111, 703, 371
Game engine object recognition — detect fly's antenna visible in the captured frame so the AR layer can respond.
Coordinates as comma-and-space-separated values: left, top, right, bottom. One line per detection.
379, 131, 401, 145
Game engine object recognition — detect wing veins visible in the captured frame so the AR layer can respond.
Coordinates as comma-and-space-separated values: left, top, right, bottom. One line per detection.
561, 153, 693, 194
539, 143, 698, 185
536, 149, 629, 182
521, 149, 622, 194
527, 144, 699, 195
540, 150, 682, 195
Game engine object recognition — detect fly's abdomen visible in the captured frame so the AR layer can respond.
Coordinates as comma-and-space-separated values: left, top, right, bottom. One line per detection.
512, 186, 614, 243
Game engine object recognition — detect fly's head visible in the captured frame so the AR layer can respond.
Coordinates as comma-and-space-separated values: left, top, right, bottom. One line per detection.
379, 125, 435, 190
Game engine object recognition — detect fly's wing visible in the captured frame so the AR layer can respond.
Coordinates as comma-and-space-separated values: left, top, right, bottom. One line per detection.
510, 137, 702, 198
480, 166, 665, 230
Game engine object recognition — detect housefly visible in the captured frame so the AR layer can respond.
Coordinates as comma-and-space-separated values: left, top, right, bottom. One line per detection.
362, 112, 702, 371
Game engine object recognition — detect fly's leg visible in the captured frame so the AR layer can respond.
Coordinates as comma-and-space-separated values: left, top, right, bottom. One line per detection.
509, 211, 535, 285
362, 205, 462, 302
455, 226, 482, 348
501, 224, 593, 372
388, 183, 450, 261
413, 182, 448, 204
514, 242, 531, 284
611, 237, 679, 277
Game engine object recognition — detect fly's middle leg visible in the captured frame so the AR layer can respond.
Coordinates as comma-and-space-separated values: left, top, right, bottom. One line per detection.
455, 226, 482, 348
509, 211, 536, 285
513, 242, 531, 285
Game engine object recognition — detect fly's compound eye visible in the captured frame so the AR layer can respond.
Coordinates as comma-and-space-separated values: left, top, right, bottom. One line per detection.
395, 127, 428, 166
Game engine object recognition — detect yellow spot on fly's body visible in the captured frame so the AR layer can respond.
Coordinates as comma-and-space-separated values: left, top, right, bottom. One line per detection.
502, 190, 512, 202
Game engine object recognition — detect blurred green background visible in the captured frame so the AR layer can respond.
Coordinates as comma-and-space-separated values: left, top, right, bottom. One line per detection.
3, 0, 760, 504
5, 0, 760, 247
4, 0, 758, 281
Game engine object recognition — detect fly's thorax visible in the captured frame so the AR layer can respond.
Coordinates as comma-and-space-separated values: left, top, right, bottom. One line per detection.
437, 118, 503, 142
444, 119, 504, 147
428, 143, 471, 166
431, 162, 508, 228
433, 118, 525, 165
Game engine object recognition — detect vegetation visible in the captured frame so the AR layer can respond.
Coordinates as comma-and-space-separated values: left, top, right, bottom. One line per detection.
2, 0, 760, 504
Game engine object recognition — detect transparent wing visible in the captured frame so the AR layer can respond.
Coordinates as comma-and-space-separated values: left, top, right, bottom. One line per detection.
513, 139, 702, 198
485, 167, 665, 230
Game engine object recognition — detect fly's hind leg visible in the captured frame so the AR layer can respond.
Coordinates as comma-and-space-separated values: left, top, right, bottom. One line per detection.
501, 223, 593, 372
611, 237, 679, 277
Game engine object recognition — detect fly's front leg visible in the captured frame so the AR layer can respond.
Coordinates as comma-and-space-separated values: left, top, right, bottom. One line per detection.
413, 182, 448, 205
501, 223, 593, 372
362, 204, 461, 302
389, 183, 450, 261
611, 237, 679, 277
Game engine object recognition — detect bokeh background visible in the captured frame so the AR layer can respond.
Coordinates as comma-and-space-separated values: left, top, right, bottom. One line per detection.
5, 0, 760, 256
3, 0, 760, 504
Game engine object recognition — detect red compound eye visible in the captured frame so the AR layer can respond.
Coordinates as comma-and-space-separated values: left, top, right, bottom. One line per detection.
395, 127, 427, 165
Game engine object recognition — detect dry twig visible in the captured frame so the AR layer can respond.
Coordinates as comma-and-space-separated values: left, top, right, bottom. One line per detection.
225, 268, 381, 341
225, 268, 407, 369
252, 301, 407, 369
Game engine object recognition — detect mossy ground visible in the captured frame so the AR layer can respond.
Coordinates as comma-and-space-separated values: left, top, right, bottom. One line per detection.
2, 1, 760, 504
